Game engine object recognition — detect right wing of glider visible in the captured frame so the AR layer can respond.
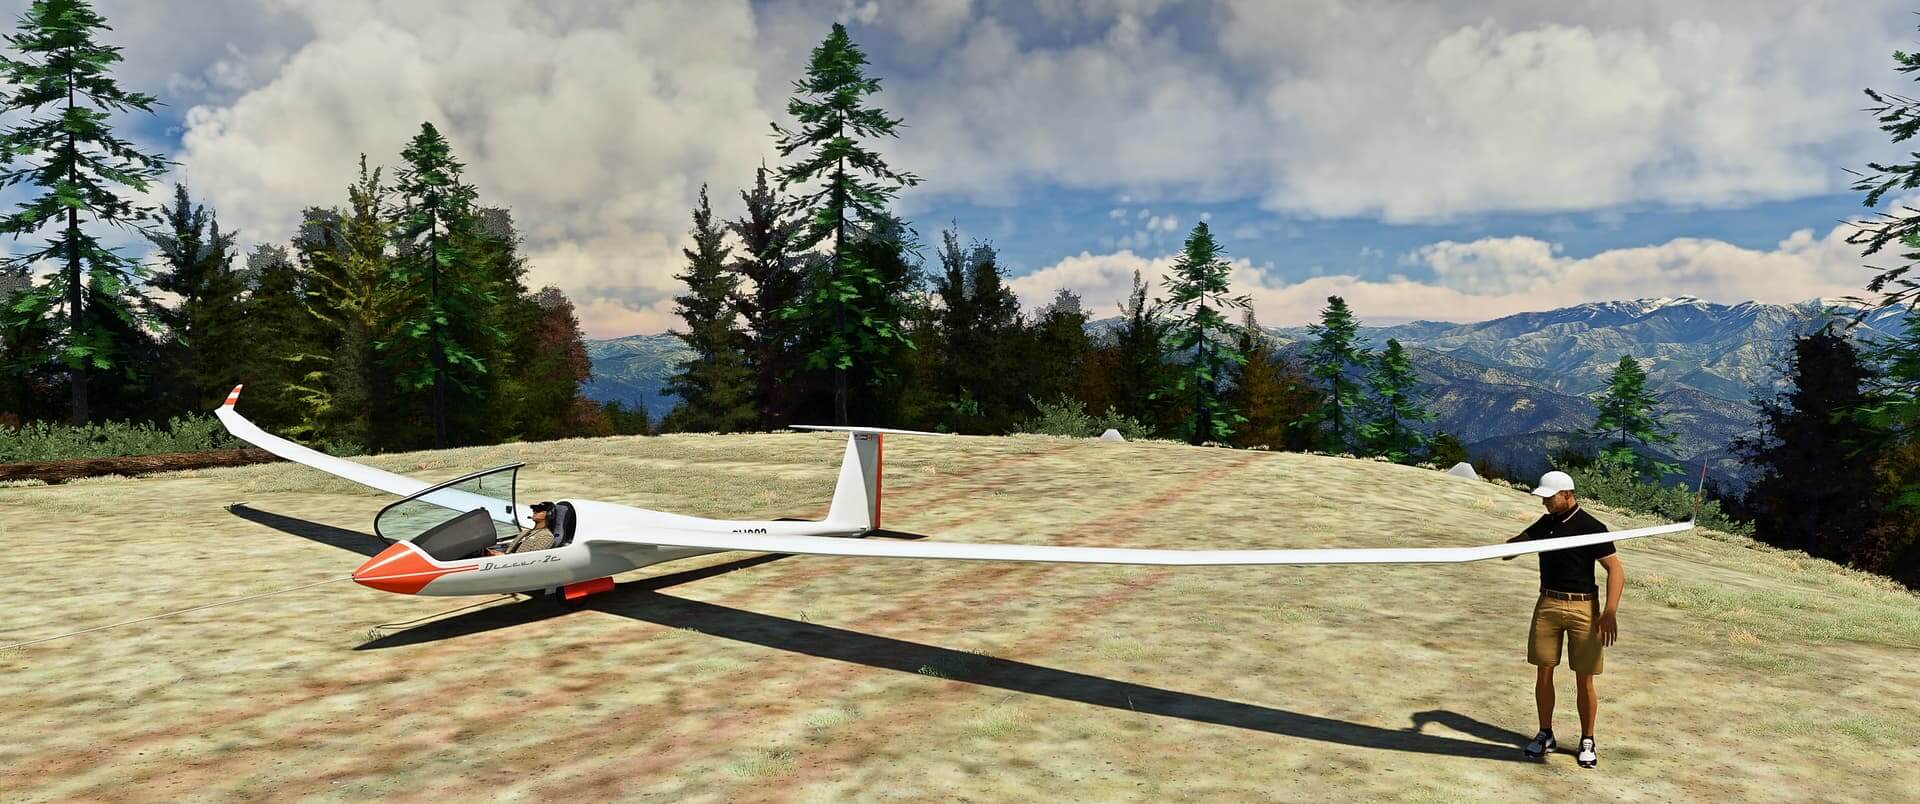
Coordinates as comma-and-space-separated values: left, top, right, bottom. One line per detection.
214, 384, 431, 498
592, 520, 1695, 566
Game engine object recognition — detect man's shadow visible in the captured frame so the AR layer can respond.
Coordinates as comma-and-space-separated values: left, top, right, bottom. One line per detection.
229, 506, 1535, 762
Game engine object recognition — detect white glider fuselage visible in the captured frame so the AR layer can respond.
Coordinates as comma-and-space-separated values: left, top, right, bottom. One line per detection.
351, 499, 865, 597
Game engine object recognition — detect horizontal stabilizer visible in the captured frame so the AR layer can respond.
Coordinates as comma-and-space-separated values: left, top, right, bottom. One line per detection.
791, 425, 954, 437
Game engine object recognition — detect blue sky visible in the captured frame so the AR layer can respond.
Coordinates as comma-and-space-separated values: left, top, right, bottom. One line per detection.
2, 0, 1914, 334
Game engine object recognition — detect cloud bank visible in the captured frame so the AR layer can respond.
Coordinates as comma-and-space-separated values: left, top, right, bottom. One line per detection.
10, 0, 1908, 334
1009, 220, 1876, 327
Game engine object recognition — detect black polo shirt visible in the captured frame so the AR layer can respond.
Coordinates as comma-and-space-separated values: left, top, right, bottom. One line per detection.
1518, 506, 1614, 594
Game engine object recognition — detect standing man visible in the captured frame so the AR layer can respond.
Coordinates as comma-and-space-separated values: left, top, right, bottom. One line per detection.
1502, 470, 1623, 769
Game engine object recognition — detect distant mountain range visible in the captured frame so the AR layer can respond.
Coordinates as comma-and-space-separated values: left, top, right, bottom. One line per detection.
585, 296, 1908, 490
582, 333, 692, 418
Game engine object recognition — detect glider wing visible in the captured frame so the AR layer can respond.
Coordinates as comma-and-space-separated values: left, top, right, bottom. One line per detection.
591, 520, 1694, 566
214, 385, 432, 497
214, 385, 517, 526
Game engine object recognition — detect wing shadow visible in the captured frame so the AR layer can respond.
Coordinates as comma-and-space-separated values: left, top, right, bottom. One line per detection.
358, 558, 1530, 763
228, 504, 389, 557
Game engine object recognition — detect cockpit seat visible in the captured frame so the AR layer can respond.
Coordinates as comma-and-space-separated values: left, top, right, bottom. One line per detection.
550, 501, 578, 547
413, 508, 504, 561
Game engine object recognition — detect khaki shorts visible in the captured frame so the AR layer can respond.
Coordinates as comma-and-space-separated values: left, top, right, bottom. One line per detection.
1528, 595, 1604, 675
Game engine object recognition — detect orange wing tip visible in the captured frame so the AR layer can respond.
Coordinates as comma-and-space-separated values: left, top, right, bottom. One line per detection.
223, 384, 244, 407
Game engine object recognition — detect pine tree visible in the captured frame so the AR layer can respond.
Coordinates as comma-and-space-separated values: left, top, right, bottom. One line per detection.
0, 0, 170, 424
837, 213, 924, 426
1735, 329, 1891, 567
1840, 31, 1920, 515
661, 185, 757, 433
1105, 268, 1175, 432
727, 164, 806, 429
147, 182, 246, 411
1228, 310, 1290, 450
1160, 222, 1250, 445
1021, 288, 1093, 430
772, 23, 921, 425
1304, 296, 1370, 452
386, 122, 502, 448
929, 227, 1021, 433
235, 244, 310, 431
1428, 432, 1470, 468
293, 156, 397, 448
1358, 338, 1435, 463
1584, 355, 1678, 479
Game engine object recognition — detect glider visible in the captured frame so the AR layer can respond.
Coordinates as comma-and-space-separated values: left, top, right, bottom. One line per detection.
214, 385, 1695, 600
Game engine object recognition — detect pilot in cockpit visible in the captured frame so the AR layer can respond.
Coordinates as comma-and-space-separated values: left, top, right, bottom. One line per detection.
500, 501, 557, 553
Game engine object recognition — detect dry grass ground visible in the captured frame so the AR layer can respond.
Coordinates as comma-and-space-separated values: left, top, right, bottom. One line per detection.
2, 432, 1917, 802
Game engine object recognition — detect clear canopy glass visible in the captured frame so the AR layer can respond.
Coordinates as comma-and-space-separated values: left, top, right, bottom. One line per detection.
374, 463, 522, 544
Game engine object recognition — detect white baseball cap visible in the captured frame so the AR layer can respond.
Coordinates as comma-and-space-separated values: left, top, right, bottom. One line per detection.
1531, 470, 1576, 497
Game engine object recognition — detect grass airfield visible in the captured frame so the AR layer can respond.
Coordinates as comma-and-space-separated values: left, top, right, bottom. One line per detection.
3, 432, 1918, 802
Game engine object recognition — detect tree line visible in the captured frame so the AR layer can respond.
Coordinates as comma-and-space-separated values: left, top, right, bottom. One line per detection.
659, 23, 1456, 462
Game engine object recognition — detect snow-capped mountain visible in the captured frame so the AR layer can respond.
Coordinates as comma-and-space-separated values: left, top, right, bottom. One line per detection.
1269, 296, 1910, 403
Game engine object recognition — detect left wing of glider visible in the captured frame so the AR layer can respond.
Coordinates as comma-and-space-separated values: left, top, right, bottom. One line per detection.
214, 384, 431, 498
592, 520, 1694, 566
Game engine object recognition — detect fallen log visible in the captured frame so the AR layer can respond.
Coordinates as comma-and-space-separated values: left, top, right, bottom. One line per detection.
0, 448, 280, 484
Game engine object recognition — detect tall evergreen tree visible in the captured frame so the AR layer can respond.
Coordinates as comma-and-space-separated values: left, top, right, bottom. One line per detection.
727, 164, 806, 429
771, 23, 921, 425
0, 0, 170, 424
1735, 328, 1888, 567
835, 213, 925, 426
147, 182, 245, 411
929, 226, 1021, 433
1161, 222, 1250, 445
386, 122, 502, 448
1358, 338, 1435, 463
661, 185, 756, 433
293, 156, 396, 448
1584, 355, 1678, 479
1840, 30, 1920, 512
1304, 295, 1369, 452
1227, 310, 1323, 451
235, 243, 310, 431
1103, 268, 1175, 432
1021, 288, 1093, 429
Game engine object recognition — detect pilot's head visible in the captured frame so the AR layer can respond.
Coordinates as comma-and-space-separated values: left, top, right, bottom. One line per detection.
530, 501, 555, 528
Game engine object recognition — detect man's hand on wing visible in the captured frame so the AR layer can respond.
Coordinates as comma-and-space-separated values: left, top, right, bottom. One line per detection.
1502, 533, 1525, 560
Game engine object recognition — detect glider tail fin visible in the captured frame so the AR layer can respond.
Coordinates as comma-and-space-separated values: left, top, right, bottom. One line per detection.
824, 432, 883, 532
791, 425, 947, 534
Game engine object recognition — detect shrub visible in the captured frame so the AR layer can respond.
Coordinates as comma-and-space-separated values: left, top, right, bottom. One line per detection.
1567, 462, 1753, 536
0, 415, 249, 463
1014, 395, 1153, 440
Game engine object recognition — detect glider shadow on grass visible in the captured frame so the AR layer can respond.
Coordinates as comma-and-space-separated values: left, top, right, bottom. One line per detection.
357, 549, 1533, 763
228, 504, 389, 557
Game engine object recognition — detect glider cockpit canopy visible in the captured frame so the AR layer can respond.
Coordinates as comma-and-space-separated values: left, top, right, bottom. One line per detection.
373, 463, 525, 553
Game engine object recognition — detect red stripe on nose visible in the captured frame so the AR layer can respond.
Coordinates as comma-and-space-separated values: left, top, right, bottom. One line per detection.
353, 542, 455, 595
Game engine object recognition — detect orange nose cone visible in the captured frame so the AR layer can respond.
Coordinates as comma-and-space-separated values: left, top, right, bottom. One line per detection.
352, 542, 449, 595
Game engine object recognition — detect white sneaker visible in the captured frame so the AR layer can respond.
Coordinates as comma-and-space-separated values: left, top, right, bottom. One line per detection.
1577, 736, 1597, 768
1524, 729, 1555, 759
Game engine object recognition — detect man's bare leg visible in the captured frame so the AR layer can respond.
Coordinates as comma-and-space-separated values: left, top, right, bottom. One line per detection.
1535, 664, 1555, 731
1576, 671, 1597, 737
